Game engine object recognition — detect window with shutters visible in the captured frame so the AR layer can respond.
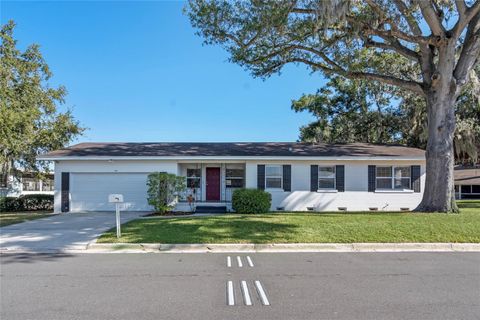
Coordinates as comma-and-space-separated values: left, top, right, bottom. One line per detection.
318, 166, 336, 189
376, 166, 411, 190
265, 165, 283, 189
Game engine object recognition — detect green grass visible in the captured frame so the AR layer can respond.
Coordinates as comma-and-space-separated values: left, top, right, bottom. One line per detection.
98, 201, 480, 244
0, 211, 53, 227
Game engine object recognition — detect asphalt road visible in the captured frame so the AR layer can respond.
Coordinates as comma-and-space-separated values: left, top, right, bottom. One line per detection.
1, 252, 479, 320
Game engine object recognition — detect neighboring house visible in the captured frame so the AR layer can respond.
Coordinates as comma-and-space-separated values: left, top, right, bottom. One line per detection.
38, 142, 426, 214
454, 166, 480, 199
0, 172, 54, 197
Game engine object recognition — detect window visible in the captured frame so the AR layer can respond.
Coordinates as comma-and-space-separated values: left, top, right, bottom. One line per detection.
186, 168, 201, 189
42, 179, 54, 191
22, 177, 41, 191
376, 166, 411, 190
318, 166, 335, 189
265, 165, 282, 189
226, 167, 244, 188
461, 185, 471, 194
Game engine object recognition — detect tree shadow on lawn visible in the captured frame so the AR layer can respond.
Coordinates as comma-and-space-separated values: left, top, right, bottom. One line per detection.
124, 216, 299, 244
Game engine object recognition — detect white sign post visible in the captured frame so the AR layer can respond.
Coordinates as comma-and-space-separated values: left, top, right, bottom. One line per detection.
108, 194, 124, 239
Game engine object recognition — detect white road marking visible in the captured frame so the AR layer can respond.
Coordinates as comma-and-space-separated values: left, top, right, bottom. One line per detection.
241, 281, 252, 306
246, 256, 254, 267
227, 256, 231, 267
227, 281, 235, 306
255, 281, 270, 306
237, 256, 243, 267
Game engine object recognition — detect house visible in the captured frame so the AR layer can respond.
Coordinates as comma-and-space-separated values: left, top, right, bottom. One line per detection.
454, 165, 480, 199
37, 142, 426, 213
0, 172, 54, 197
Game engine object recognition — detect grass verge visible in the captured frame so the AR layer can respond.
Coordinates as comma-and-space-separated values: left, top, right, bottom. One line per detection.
98, 201, 480, 244
0, 211, 53, 227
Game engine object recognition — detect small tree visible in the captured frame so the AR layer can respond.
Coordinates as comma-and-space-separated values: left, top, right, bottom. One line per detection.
147, 172, 186, 213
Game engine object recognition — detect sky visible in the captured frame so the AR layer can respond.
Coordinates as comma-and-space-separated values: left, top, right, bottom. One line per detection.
1, 0, 325, 144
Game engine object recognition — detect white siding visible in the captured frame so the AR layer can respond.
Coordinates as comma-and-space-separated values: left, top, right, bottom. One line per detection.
246, 160, 425, 212
53, 160, 178, 213
54, 158, 426, 213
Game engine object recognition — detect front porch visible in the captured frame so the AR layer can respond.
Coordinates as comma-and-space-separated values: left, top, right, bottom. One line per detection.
177, 162, 246, 212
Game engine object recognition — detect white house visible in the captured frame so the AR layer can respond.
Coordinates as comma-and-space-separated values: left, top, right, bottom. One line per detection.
37, 142, 426, 213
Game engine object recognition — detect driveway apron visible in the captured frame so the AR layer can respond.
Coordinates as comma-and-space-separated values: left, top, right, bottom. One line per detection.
0, 212, 144, 252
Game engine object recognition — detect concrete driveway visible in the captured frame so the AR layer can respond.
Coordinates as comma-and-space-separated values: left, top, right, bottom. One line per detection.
0, 212, 144, 252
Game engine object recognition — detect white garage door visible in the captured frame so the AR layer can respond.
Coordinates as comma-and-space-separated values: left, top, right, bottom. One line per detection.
70, 173, 151, 212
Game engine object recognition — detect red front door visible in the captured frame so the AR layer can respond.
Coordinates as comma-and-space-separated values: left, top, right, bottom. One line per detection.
206, 167, 221, 201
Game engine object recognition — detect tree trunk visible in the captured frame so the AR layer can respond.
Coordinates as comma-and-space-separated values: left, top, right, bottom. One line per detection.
415, 44, 459, 213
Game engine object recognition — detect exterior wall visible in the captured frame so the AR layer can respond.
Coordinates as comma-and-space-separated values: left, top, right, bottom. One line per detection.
246, 160, 426, 212
53, 160, 178, 213
54, 158, 425, 213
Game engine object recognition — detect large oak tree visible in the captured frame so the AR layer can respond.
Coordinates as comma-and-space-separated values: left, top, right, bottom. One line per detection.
187, 0, 480, 212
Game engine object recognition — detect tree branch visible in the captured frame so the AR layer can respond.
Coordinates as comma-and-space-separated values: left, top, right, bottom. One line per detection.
452, 1, 480, 38
416, 0, 446, 36
393, 0, 423, 36
286, 57, 426, 96
363, 37, 420, 61
454, 12, 480, 86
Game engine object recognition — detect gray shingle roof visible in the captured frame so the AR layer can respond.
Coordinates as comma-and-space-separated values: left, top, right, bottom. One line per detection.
39, 142, 425, 159
454, 166, 480, 185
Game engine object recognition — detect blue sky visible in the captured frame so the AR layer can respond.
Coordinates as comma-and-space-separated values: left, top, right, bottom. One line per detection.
1, 1, 324, 143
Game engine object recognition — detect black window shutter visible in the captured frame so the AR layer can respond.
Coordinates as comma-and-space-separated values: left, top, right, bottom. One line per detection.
310, 165, 318, 191
257, 165, 265, 190
61, 172, 70, 212
283, 165, 291, 192
411, 165, 421, 192
335, 165, 345, 192
368, 165, 376, 192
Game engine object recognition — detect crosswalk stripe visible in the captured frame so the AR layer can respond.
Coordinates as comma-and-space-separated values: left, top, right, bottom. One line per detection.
254, 281, 270, 306
227, 281, 235, 306
237, 256, 243, 267
241, 281, 252, 306
227, 256, 231, 267
246, 256, 254, 267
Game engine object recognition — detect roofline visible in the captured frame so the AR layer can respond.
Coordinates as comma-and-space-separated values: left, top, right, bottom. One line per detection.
37, 155, 426, 161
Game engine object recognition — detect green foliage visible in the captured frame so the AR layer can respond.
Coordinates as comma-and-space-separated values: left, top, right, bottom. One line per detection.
0, 194, 53, 212
293, 64, 480, 164
0, 21, 84, 184
146, 172, 186, 213
232, 188, 271, 214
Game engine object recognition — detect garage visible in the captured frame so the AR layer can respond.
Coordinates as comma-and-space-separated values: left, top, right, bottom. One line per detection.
70, 173, 151, 212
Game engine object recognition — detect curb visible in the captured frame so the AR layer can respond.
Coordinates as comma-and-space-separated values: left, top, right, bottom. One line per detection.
84, 242, 480, 253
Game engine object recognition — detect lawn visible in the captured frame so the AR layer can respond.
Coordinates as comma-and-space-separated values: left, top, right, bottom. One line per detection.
98, 201, 480, 244
0, 211, 53, 227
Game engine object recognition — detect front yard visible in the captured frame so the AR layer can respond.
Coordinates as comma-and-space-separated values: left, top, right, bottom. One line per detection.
98, 201, 480, 244
0, 211, 53, 227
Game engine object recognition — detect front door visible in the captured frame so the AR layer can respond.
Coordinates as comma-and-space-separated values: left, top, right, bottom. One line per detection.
206, 167, 221, 201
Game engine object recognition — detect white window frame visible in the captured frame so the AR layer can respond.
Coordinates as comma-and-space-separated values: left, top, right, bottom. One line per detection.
225, 166, 244, 188
265, 165, 283, 190
186, 168, 202, 189
376, 166, 411, 190
318, 166, 336, 190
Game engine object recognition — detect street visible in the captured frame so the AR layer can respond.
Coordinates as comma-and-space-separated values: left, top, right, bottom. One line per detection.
1, 252, 479, 320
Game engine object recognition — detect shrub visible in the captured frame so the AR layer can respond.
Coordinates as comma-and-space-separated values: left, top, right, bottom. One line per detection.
232, 188, 271, 214
0, 194, 54, 212
147, 172, 186, 213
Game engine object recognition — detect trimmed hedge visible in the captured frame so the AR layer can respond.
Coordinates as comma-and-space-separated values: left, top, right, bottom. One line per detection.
0, 194, 54, 212
232, 188, 271, 214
